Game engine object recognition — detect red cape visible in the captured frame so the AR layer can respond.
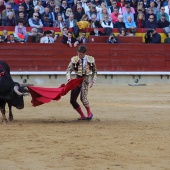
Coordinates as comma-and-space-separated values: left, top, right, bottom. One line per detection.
27, 78, 83, 107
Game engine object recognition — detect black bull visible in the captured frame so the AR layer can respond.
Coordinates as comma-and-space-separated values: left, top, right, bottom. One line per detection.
0, 61, 28, 123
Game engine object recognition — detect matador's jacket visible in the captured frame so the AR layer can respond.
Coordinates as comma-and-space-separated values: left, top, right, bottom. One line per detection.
66, 55, 97, 108
66, 55, 97, 83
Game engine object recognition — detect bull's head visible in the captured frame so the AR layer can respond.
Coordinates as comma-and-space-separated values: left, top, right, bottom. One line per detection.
12, 83, 29, 109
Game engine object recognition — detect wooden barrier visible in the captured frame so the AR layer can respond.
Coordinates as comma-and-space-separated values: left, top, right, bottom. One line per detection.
0, 43, 170, 72
88, 35, 143, 43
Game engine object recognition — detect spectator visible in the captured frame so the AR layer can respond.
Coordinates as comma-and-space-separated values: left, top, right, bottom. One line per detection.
53, 5, 62, 19
1, 4, 14, 20
0, 0, 5, 17
28, 6, 42, 19
1, 29, 8, 42
47, 0, 55, 12
62, 31, 79, 47
117, 28, 128, 36
125, 16, 137, 35
16, 11, 29, 26
27, 27, 41, 42
157, 6, 169, 21
101, 15, 113, 29
115, 15, 126, 31
72, 0, 83, 13
61, 26, 68, 40
53, 14, 67, 28
32, 0, 38, 7
92, 0, 102, 8
22, 0, 34, 15
15, 5, 27, 18
100, 8, 110, 23
145, 14, 157, 29
117, 0, 125, 11
65, 13, 77, 28
83, 0, 92, 14
87, 5, 100, 21
145, 28, 161, 43
2, 11, 16, 26
77, 14, 90, 29
89, 26, 105, 36
64, 8, 73, 20
60, 0, 68, 15
8, 0, 19, 13
40, 30, 54, 43
136, 12, 145, 28
145, 7, 157, 22
110, 7, 121, 24
14, 20, 27, 42
15, 0, 25, 6
74, 5, 85, 22
28, 12, 43, 33
107, 33, 120, 43
35, 0, 44, 14
122, 0, 135, 14
41, 6, 55, 27
76, 31, 88, 43
143, 0, 150, 10
90, 13, 102, 28
157, 14, 169, 28
123, 5, 134, 23
146, 1, 159, 15
108, 1, 121, 14
164, 32, 170, 43
7, 33, 16, 43
0, 34, 4, 43
164, 0, 170, 21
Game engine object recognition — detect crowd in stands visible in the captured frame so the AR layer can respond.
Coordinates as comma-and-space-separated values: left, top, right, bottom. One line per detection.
0, 0, 170, 43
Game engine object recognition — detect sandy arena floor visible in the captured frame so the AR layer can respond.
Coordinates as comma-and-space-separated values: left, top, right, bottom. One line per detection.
0, 84, 170, 170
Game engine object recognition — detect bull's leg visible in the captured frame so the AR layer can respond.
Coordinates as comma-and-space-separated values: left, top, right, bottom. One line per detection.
1, 107, 7, 124
8, 103, 13, 121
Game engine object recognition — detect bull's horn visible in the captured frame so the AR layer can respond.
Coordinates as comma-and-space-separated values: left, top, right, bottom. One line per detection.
14, 86, 23, 96
20, 84, 34, 87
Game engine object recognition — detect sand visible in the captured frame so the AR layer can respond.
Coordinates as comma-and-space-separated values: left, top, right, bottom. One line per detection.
0, 84, 170, 170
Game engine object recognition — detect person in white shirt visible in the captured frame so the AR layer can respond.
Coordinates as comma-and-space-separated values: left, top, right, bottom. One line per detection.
40, 30, 54, 43
101, 15, 114, 28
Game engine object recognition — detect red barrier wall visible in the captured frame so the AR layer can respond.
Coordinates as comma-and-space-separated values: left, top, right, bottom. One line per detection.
0, 43, 170, 72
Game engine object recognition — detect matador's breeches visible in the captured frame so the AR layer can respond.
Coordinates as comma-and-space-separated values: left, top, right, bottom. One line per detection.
70, 78, 89, 109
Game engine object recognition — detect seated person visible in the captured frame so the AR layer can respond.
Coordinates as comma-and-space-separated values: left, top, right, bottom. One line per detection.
145, 14, 157, 29
145, 28, 161, 43
107, 33, 119, 44
62, 31, 79, 47
7, 33, 17, 43
14, 20, 27, 42
77, 14, 90, 30
40, 30, 54, 43
157, 15, 169, 28
1, 30, 8, 42
117, 28, 128, 36
89, 26, 105, 36
2, 11, 16, 26
125, 16, 137, 35
28, 28, 42, 42
0, 35, 4, 43
164, 32, 170, 44
76, 32, 88, 44
28, 12, 43, 33
114, 15, 126, 32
